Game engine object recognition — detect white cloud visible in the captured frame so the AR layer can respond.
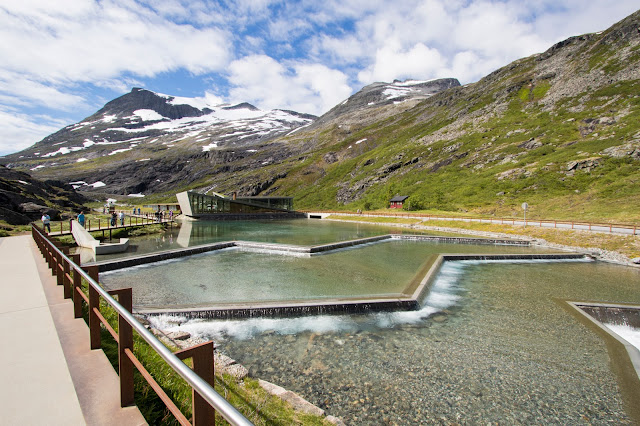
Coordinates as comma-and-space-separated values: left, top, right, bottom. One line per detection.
358, 42, 447, 83
311, 0, 640, 85
0, 107, 69, 155
227, 55, 352, 115
0, 2, 231, 85
1, 0, 639, 156
0, 71, 86, 110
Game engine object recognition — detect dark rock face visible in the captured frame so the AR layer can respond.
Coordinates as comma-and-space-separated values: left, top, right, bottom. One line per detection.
0, 165, 86, 224
96, 88, 204, 120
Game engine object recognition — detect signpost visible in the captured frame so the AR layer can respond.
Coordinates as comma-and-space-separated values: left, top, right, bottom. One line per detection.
522, 202, 528, 228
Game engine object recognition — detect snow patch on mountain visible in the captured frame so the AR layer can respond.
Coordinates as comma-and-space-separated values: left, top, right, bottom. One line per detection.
133, 109, 164, 121
202, 142, 218, 151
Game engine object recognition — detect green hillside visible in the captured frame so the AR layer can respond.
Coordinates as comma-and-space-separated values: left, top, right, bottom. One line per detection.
263, 11, 640, 222
3, 10, 639, 225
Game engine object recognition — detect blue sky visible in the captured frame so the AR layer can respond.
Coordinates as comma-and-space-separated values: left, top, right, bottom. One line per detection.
0, 0, 638, 156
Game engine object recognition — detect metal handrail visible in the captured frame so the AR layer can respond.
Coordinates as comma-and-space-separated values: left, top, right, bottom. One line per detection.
32, 224, 252, 426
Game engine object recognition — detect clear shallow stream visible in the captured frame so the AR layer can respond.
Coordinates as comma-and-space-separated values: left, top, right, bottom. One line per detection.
96, 219, 640, 423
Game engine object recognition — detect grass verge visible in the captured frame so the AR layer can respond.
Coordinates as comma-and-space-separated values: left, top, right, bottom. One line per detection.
73, 274, 330, 425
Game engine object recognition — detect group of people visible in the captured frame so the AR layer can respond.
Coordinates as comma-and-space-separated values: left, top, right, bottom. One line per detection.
110, 211, 125, 226
154, 209, 173, 222
42, 206, 176, 233
41, 211, 85, 233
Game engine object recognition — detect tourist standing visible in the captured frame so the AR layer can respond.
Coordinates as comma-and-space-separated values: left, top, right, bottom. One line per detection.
77, 211, 85, 228
111, 211, 117, 226
41, 212, 51, 233
119, 211, 125, 226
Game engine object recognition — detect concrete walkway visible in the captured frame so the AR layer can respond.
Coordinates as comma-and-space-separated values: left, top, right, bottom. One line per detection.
0, 235, 146, 425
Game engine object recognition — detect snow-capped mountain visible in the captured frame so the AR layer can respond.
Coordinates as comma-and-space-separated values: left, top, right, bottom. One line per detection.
2, 79, 459, 197
312, 78, 460, 127
22, 88, 316, 165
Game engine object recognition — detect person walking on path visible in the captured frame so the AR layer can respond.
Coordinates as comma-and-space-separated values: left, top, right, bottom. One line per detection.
41, 212, 51, 233
77, 211, 85, 228
119, 211, 125, 226
111, 211, 117, 227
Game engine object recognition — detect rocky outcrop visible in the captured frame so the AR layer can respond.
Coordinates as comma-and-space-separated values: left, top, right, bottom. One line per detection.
0, 165, 86, 224
601, 142, 640, 159
566, 157, 602, 173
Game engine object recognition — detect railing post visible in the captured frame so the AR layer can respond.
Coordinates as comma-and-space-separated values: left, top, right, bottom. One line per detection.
113, 288, 135, 407
56, 247, 68, 286
51, 242, 61, 276
71, 254, 83, 318
83, 265, 101, 350
62, 248, 72, 298
176, 341, 216, 426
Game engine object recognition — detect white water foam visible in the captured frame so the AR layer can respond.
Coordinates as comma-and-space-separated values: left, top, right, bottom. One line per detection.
604, 324, 640, 352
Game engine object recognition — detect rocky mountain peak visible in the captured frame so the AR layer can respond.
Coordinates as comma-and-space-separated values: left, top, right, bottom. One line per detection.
313, 77, 461, 126
93, 87, 205, 120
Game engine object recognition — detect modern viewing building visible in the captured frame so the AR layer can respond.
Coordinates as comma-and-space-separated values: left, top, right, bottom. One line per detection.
176, 190, 302, 219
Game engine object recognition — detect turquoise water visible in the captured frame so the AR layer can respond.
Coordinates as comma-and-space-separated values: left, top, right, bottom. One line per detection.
99, 239, 552, 308
155, 259, 640, 424
89, 218, 447, 263
96, 218, 640, 423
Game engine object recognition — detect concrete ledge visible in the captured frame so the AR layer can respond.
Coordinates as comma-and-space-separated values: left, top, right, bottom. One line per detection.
187, 212, 307, 221
566, 302, 640, 380
89, 234, 529, 272
71, 220, 129, 255
88, 242, 236, 272
95, 238, 129, 255
137, 297, 418, 319
258, 380, 325, 417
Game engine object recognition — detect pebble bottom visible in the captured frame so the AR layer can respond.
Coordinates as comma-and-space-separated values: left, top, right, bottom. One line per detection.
213, 261, 639, 425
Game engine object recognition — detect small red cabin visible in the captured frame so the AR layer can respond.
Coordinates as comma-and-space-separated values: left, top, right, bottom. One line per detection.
389, 195, 409, 209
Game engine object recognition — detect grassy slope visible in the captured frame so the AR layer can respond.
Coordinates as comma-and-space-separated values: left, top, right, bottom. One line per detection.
269, 30, 640, 222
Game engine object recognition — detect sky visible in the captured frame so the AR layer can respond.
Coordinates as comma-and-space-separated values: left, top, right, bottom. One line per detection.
0, 1, 638, 156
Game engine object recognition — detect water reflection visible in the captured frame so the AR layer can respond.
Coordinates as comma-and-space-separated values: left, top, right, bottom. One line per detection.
87, 218, 461, 263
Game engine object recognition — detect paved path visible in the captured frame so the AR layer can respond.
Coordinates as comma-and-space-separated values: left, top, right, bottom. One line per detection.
324, 212, 639, 236
0, 235, 146, 425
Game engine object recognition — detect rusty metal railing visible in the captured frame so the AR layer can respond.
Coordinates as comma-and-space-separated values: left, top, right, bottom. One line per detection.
31, 224, 252, 426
